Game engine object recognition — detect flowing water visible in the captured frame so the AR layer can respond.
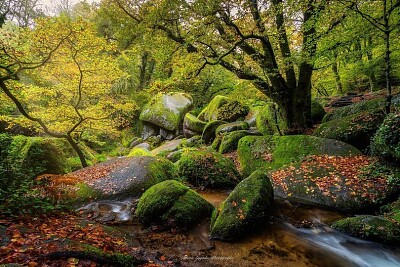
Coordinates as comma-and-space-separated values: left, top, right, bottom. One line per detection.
79, 190, 400, 267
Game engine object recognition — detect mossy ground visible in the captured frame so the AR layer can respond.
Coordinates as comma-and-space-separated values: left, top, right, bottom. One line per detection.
210, 171, 274, 240
136, 180, 213, 226
237, 135, 361, 177
177, 149, 241, 188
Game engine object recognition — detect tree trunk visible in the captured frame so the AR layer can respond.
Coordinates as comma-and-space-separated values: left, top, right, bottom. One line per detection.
332, 52, 343, 94
366, 37, 378, 91
383, 0, 392, 114
66, 134, 88, 168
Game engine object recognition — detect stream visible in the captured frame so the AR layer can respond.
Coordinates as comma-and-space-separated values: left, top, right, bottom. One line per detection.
78, 190, 400, 267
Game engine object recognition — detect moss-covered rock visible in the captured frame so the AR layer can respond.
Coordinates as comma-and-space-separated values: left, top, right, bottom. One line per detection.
371, 112, 400, 163
136, 180, 214, 227
198, 95, 248, 122
0, 134, 71, 180
311, 100, 326, 123
202, 120, 227, 144
322, 98, 385, 123
69, 156, 179, 200
139, 92, 193, 132
150, 139, 183, 156
183, 113, 207, 137
210, 171, 274, 241
215, 121, 249, 136
177, 150, 241, 188
238, 135, 362, 177
270, 156, 400, 212
128, 147, 152, 157
332, 215, 400, 245
213, 130, 261, 154
313, 109, 385, 151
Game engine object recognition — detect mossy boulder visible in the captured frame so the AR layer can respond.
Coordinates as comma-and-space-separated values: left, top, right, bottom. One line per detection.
128, 147, 152, 157
0, 134, 71, 181
202, 120, 227, 144
183, 113, 207, 137
371, 112, 400, 163
212, 130, 261, 154
69, 156, 179, 200
238, 135, 362, 177
322, 98, 385, 123
177, 150, 241, 188
198, 95, 248, 122
313, 109, 385, 151
332, 215, 400, 245
215, 121, 249, 135
311, 100, 326, 122
136, 180, 214, 227
210, 171, 274, 241
270, 157, 400, 211
139, 92, 193, 132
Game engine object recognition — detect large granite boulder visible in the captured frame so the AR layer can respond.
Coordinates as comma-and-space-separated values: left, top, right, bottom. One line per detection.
210, 171, 274, 241
57, 156, 179, 201
238, 135, 362, 177
140, 92, 193, 138
198, 95, 248, 122
177, 149, 241, 188
270, 156, 400, 212
136, 180, 214, 227
313, 109, 385, 151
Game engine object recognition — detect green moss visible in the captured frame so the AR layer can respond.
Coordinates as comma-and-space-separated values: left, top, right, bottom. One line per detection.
183, 113, 207, 133
215, 121, 249, 135
177, 149, 241, 188
163, 189, 214, 226
202, 120, 227, 144
332, 215, 400, 245
217, 130, 253, 154
128, 147, 152, 157
136, 180, 213, 226
313, 109, 385, 151
371, 112, 400, 163
311, 100, 326, 122
74, 183, 102, 202
136, 180, 188, 224
210, 171, 274, 240
146, 157, 179, 188
198, 95, 248, 122
322, 98, 385, 123
238, 135, 362, 177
